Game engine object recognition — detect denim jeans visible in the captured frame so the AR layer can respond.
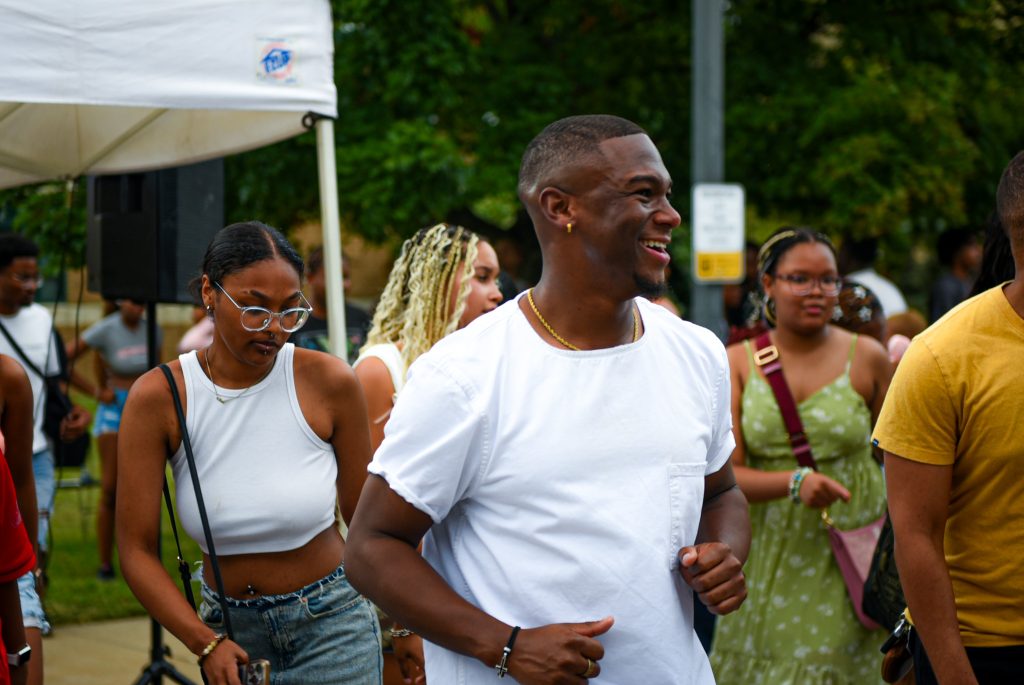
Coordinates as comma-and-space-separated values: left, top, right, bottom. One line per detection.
92, 388, 129, 435
33, 448, 54, 551
199, 564, 382, 685
17, 571, 49, 633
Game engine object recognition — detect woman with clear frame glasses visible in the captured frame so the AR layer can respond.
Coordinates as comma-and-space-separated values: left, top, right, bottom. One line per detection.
710, 227, 893, 685
116, 221, 383, 685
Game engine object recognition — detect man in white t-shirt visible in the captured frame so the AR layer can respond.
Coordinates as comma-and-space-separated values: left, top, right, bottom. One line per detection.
347, 116, 750, 684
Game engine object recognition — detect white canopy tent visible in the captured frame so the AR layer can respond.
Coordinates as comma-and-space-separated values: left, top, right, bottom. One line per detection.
0, 0, 348, 356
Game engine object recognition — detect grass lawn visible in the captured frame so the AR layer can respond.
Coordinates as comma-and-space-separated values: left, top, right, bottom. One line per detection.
44, 394, 203, 625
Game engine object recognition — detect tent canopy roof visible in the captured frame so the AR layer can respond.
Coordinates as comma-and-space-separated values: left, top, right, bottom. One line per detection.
0, 0, 336, 188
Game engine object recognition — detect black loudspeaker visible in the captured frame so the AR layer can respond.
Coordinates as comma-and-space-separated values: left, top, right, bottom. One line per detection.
87, 159, 224, 304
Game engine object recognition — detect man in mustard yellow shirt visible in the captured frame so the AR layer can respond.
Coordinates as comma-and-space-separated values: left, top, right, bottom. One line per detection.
873, 152, 1024, 684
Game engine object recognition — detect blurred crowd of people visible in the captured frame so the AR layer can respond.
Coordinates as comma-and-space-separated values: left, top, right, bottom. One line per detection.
0, 114, 1020, 685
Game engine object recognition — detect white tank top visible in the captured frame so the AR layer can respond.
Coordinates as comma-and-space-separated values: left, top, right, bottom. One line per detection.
353, 342, 406, 396
171, 343, 337, 555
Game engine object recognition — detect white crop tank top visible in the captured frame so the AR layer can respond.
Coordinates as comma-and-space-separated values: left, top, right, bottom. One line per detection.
353, 343, 406, 396
171, 343, 337, 555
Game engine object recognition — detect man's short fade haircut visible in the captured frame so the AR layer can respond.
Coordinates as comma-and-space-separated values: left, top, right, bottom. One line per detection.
996, 150, 1024, 244
0, 233, 39, 271
517, 115, 647, 198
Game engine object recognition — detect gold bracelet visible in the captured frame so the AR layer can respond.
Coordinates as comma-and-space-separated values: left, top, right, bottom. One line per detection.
197, 634, 227, 665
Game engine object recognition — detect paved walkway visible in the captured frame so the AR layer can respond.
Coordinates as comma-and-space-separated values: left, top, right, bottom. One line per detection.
44, 617, 202, 685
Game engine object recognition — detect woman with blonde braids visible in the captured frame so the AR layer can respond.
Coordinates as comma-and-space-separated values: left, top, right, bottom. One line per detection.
355, 223, 502, 452
354, 222, 501, 685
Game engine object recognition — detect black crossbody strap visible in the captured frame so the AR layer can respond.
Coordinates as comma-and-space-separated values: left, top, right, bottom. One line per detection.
0, 320, 48, 379
159, 364, 235, 640
161, 480, 198, 611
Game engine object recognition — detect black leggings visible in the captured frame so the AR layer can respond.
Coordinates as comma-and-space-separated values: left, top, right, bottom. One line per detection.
909, 629, 1024, 685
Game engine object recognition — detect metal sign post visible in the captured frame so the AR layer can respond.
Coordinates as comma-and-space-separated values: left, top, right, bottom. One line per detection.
689, 0, 728, 653
690, 0, 727, 340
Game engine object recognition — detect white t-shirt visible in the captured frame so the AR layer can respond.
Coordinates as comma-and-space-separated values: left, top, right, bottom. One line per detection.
370, 296, 735, 685
846, 268, 908, 317
0, 304, 61, 454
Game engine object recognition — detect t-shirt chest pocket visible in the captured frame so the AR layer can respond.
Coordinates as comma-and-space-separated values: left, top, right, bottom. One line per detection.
666, 462, 707, 569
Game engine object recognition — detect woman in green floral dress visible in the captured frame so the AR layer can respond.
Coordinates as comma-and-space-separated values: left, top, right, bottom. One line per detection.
711, 228, 893, 685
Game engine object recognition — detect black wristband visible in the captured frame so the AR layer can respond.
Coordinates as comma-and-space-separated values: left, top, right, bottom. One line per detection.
494, 625, 521, 678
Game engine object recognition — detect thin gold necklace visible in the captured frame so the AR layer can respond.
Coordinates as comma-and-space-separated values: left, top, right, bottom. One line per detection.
203, 348, 274, 404
526, 289, 639, 352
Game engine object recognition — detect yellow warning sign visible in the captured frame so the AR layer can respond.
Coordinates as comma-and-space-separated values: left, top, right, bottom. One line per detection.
695, 252, 743, 281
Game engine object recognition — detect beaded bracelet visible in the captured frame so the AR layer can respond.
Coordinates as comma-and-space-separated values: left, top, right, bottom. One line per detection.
788, 467, 813, 503
390, 628, 414, 639
197, 634, 227, 665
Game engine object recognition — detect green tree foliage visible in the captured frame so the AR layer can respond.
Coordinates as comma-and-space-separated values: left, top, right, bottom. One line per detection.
325, 0, 694, 244
2, 0, 1022, 283
727, 0, 1024, 246
0, 182, 86, 277
325, 0, 1024, 256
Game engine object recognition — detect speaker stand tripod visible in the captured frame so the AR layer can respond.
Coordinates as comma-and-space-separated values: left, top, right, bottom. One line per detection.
132, 303, 197, 685
132, 616, 197, 685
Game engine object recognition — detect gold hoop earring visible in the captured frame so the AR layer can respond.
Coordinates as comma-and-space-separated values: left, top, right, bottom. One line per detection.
566, 223, 573, 234
764, 296, 777, 327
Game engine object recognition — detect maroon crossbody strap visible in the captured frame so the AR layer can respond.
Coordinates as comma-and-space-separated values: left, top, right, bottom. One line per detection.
752, 332, 818, 471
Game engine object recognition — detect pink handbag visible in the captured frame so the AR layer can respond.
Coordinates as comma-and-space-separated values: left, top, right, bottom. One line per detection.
822, 510, 884, 630
754, 333, 883, 630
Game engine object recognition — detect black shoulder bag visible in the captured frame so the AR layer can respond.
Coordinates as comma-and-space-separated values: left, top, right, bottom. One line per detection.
862, 512, 907, 630
158, 365, 269, 684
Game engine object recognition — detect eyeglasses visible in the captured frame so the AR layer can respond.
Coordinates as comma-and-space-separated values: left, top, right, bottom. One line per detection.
10, 273, 43, 289
215, 283, 312, 333
774, 273, 842, 296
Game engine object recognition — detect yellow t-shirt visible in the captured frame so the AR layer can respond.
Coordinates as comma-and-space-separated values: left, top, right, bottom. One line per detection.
873, 285, 1024, 647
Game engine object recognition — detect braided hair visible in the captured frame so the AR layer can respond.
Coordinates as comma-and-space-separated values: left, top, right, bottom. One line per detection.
362, 223, 480, 372
754, 227, 837, 326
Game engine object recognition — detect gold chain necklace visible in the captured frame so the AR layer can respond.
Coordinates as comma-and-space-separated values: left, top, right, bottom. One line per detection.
527, 289, 639, 352
203, 348, 274, 404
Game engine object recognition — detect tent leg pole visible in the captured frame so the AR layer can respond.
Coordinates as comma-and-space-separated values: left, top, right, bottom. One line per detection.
315, 118, 348, 360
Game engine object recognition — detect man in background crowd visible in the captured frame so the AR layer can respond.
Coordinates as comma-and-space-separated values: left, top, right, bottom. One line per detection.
0, 234, 89, 685
291, 247, 371, 363
839, 235, 908, 317
929, 228, 981, 321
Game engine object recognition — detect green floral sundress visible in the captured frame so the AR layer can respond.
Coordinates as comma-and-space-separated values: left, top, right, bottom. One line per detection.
710, 337, 887, 685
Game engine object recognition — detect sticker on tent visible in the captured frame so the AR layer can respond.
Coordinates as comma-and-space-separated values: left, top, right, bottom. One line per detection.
257, 38, 296, 83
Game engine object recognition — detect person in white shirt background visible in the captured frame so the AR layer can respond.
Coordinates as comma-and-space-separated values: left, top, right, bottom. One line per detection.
0, 234, 90, 685
837, 236, 908, 317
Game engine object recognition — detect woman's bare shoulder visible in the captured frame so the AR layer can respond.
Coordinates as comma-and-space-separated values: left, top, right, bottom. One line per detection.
0, 354, 30, 389
353, 355, 392, 387
853, 331, 891, 375
726, 339, 751, 378
293, 347, 359, 393
125, 362, 181, 410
